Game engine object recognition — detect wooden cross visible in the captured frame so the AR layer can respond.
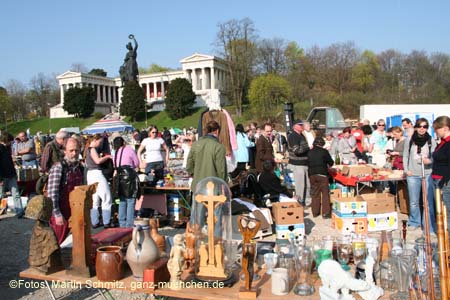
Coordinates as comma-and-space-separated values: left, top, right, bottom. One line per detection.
194, 181, 226, 269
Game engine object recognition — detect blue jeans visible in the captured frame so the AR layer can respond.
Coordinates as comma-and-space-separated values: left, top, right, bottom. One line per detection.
432, 178, 450, 231
119, 196, 135, 228
0, 176, 24, 215
22, 160, 38, 168
406, 175, 436, 233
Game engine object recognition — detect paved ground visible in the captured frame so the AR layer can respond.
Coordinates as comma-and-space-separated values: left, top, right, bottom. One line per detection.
0, 206, 427, 300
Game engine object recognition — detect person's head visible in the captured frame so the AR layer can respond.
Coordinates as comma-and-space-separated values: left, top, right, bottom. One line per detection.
18, 131, 27, 142
113, 136, 125, 150
325, 132, 334, 141
262, 160, 275, 173
206, 120, 220, 135
235, 124, 245, 134
184, 132, 196, 144
361, 125, 373, 135
303, 121, 311, 131
126, 42, 132, 50
263, 123, 273, 138
250, 122, 257, 131
414, 118, 429, 136
90, 133, 103, 147
148, 125, 159, 138
342, 127, 352, 138
292, 119, 304, 134
391, 126, 403, 140
362, 119, 370, 126
64, 138, 81, 163
432, 116, 450, 139
376, 119, 386, 132
313, 137, 326, 148
401, 118, 413, 130
0, 132, 13, 145
55, 130, 69, 146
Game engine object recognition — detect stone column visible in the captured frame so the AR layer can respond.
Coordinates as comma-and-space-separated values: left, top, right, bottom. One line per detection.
96, 85, 101, 102
192, 69, 197, 91
161, 80, 165, 98
112, 86, 116, 103
146, 83, 150, 100
102, 85, 106, 102
211, 67, 216, 90
201, 68, 206, 90
153, 82, 157, 99
60, 85, 65, 105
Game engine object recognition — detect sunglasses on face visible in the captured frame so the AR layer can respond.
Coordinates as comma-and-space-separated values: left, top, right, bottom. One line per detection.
377, 124, 385, 127
417, 125, 429, 129
151, 131, 157, 134
184, 139, 192, 142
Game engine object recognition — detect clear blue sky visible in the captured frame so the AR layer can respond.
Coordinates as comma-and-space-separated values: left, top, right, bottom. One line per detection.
1, 0, 449, 86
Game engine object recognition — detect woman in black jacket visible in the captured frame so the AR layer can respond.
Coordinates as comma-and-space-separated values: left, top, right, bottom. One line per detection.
308, 137, 334, 218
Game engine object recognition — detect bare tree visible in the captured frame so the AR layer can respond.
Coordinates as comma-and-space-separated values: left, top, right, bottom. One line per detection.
70, 62, 88, 73
256, 37, 287, 75
5, 79, 28, 121
28, 73, 59, 117
215, 18, 258, 115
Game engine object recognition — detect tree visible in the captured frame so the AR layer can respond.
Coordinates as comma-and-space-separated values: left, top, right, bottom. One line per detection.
63, 86, 96, 118
120, 81, 145, 121
4, 79, 28, 121
165, 78, 196, 119
352, 50, 380, 93
215, 18, 258, 116
27, 73, 59, 117
256, 37, 287, 75
88, 68, 107, 77
139, 64, 172, 74
70, 62, 88, 73
248, 74, 292, 122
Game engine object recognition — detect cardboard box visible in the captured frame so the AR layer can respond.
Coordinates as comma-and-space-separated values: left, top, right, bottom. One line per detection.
250, 208, 273, 239
271, 202, 304, 225
367, 212, 398, 232
361, 193, 396, 214
275, 223, 305, 240
342, 165, 372, 177
332, 213, 368, 235
330, 189, 342, 203
332, 196, 367, 217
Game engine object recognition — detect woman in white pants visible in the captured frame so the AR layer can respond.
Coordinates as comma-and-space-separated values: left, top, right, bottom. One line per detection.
85, 134, 113, 228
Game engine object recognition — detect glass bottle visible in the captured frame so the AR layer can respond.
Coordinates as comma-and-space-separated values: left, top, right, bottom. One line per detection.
335, 151, 341, 165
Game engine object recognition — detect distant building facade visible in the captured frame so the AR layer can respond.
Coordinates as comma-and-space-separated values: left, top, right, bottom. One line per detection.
52, 53, 228, 118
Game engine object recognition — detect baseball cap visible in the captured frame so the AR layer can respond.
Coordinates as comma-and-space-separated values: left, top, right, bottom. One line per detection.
293, 119, 304, 126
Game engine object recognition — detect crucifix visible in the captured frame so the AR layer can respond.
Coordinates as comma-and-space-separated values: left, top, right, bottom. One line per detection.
195, 181, 227, 279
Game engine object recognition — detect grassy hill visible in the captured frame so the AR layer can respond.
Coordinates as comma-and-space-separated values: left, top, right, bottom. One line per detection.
4, 106, 250, 135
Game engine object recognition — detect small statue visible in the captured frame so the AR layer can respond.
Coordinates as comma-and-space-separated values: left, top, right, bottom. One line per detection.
167, 234, 185, 290
149, 218, 166, 257
119, 34, 139, 85
182, 221, 197, 277
26, 195, 64, 274
199, 241, 208, 267
318, 260, 371, 300
358, 256, 384, 300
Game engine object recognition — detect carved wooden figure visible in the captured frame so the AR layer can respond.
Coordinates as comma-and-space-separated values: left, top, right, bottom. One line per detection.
167, 234, 185, 290
194, 181, 227, 279
149, 218, 166, 256
237, 214, 261, 299
66, 184, 97, 277
182, 221, 197, 278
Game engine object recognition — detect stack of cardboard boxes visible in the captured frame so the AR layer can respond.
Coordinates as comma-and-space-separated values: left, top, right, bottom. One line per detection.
271, 202, 305, 240
331, 193, 368, 235
362, 193, 398, 232
167, 194, 184, 222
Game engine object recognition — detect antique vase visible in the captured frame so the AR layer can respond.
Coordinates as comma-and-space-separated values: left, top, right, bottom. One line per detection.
96, 246, 124, 281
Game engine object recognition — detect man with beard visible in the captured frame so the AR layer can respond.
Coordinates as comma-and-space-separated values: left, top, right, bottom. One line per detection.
48, 138, 85, 244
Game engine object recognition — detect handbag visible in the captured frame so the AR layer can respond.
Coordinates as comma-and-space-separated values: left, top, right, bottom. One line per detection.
100, 159, 114, 181
113, 147, 139, 198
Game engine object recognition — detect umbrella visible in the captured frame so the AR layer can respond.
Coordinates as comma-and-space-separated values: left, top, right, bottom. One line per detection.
82, 119, 134, 134
170, 128, 183, 135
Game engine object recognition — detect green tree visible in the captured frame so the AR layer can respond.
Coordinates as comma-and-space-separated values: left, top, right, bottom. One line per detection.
88, 68, 107, 77
352, 50, 380, 93
63, 86, 96, 118
120, 81, 145, 121
248, 74, 292, 122
139, 64, 172, 74
165, 78, 196, 119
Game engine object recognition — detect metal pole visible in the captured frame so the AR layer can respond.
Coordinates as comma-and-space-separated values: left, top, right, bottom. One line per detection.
3, 111, 6, 132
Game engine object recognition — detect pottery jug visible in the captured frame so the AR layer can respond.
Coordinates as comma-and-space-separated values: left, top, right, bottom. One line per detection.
96, 246, 124, 281
126, 218, 160, 280
149, 218, 166, 255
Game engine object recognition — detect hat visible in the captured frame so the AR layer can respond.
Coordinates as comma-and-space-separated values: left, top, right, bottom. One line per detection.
293, 119, 304, 126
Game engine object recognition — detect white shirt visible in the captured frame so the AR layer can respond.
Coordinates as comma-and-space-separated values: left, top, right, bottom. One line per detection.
141, 137, 164, 163
304, 131, 315, 148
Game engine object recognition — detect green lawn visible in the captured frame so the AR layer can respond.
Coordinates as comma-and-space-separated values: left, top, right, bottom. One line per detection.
4, 105, 251, 135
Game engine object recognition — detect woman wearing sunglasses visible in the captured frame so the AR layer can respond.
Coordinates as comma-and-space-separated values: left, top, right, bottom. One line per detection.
402, 118, 437, 233
137, 125, 169, 185
368, 119, 388, 167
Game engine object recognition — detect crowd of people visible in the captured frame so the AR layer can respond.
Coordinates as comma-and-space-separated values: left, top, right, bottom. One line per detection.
0, 114, 449, 244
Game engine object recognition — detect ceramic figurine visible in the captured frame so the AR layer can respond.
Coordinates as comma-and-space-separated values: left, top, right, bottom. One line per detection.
182, 221, 197, 276
167, 234, 185, 290
358, 256, 384, 300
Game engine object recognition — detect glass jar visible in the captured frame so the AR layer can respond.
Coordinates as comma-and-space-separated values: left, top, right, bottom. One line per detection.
380, 258, 396, 291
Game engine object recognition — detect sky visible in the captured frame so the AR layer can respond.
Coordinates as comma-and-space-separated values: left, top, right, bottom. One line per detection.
1, 0, 450, 86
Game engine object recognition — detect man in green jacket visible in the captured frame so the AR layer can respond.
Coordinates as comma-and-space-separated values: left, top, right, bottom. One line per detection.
187, 120, 227, 227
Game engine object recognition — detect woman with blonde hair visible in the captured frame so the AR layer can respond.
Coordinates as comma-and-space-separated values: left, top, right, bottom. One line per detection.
85, 134, 113, 228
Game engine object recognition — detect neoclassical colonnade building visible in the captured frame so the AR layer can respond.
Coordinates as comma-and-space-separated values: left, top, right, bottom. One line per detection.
51, 53, 228, 118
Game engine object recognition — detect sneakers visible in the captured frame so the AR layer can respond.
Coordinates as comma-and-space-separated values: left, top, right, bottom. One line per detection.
92, 222, 103, 229
103, 223, 116, 229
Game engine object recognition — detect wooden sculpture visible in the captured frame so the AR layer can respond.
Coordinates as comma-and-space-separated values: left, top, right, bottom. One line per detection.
66, 184, 97, 277
167, 234, 185, 290
182, 221, 198, 280
237, 214, 261, 299
150, 218, 166, 257
194, 181, 227, 279
26, 195, 64, 274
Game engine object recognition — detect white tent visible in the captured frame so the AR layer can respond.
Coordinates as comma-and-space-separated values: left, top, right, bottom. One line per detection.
82, 119, 134, 134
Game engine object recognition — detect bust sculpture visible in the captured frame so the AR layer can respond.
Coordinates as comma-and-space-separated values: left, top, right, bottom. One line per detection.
119, 34, 139, 85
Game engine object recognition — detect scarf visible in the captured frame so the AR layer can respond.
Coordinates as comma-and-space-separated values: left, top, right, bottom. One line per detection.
411, 131, 431, 154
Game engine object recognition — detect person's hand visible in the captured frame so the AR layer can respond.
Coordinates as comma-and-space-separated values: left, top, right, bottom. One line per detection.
406, 171, 413, 176
423, 157, 432, 165
55, 215, 65, 226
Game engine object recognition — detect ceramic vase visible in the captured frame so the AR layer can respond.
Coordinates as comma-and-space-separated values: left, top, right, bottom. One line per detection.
126, 218, 160, 280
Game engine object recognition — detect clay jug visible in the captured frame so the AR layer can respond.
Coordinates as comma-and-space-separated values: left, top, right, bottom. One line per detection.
96, 246, 124, 281
149, 218, 166, 255
126, 218, 160, 280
